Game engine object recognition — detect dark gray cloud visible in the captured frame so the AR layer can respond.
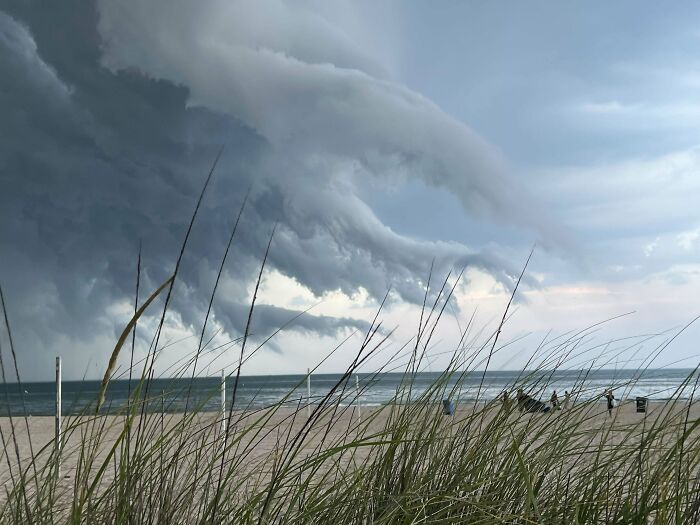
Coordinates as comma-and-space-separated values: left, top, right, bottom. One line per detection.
0, 1, 551, 379
215, 300, 371, 344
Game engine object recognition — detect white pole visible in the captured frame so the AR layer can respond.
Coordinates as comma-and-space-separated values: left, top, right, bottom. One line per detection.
356, 374, 361, 422
307, 368, 311, 418
55, 356, 62, 478
220, 370, 226, 437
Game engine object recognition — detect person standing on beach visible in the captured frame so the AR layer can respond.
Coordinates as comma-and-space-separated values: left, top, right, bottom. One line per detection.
605, 390, 616, 417
502, 391, 511, 410
563, 390, 571, 410
550, 390, 559, 411
516, 389, 526, 412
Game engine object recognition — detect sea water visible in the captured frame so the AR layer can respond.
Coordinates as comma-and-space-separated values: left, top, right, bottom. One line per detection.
0, 369, 696, 416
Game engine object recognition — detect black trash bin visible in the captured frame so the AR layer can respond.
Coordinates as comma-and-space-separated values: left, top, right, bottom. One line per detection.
442, 399, 455, 415
636, 397, 647, 413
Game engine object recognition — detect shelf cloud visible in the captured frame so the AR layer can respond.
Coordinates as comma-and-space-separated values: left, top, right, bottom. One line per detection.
1, 1, 553, 378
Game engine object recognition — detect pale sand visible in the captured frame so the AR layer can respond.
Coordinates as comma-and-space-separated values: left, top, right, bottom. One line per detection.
0, 399, 697, 500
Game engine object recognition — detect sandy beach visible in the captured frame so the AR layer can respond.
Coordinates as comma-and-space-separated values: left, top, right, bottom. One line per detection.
1, 398, 696, 488
0, 394, 698, 523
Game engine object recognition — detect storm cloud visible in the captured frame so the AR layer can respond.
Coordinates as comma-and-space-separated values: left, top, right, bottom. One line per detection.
0, 1, 550, 379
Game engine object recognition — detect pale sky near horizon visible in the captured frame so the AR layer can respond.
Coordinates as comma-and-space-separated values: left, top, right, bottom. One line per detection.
2, 1, 700, 381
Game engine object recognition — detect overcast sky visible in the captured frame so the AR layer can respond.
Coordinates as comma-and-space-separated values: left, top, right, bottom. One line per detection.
2, 1, 700, 381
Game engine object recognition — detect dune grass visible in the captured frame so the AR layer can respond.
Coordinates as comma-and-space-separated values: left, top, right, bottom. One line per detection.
2, 264, 700, 525
2, 159, 700, 523
2, 318, 700, 524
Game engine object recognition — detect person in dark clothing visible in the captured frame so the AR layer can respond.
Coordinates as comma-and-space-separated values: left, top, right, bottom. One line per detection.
550, 390, 560, 411
605, 390, 616, 417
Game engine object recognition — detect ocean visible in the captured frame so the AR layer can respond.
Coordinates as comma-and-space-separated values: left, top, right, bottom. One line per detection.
0, 369, 697, 416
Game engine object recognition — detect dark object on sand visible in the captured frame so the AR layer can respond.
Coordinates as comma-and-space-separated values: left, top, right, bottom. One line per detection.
605, 390, 616, 416
636, 396, 647, 413
442, 399, 455, 415
516, 390, 550, 413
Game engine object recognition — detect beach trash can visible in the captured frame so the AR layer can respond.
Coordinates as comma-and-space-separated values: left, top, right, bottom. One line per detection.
636, 397, 647, 413
442, 399, 455, 415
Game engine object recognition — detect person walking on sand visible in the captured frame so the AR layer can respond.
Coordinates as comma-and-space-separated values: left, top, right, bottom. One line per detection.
563, 390, 571, 410
550, 390, 560, 411
605, 389, 616, 417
